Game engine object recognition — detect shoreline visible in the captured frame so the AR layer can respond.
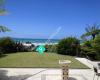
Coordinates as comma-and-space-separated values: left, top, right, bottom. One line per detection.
22, 42, 58, 46
13, 38, 60, 44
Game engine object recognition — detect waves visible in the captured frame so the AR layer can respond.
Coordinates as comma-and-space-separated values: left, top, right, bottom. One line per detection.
13, 38, 60, 44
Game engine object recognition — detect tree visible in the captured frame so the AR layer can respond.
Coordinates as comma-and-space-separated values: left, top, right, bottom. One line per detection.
80, 40, 97, 60
0, 0, 10, 32
0, 0, 6, 15
0, 25, 11, 32
81, 24, 100, 40
80, 35, 100, 60
0, 37, 16, 54
93, 35, 100, 53
57, 37, 80, 56
0, 0, 11, 55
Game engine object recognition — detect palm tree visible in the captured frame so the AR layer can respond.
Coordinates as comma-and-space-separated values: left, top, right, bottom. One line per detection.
0, 0, 6, 15
81, 24, 100, 40
0, 25, 11, 32
0, 0, 10, 32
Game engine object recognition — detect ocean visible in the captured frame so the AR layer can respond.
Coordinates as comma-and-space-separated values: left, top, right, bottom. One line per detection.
13, 38, 60, 43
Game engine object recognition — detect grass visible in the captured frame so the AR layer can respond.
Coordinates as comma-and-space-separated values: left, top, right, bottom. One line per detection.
0, 52, 88, 69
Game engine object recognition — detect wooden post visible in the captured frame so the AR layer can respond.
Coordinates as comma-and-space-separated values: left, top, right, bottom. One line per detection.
59, 60, 71, 80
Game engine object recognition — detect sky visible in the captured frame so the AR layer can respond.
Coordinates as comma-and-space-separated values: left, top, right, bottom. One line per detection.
0, 0, 100, 39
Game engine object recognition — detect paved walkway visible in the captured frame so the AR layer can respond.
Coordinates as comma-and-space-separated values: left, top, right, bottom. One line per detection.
75, 58, 93, 69
76, 58, 100, 69
26, 69, 95, 80
0, 68, 96, 80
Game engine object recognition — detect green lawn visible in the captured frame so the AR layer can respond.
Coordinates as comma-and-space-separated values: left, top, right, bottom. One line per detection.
0, 52, 88, 69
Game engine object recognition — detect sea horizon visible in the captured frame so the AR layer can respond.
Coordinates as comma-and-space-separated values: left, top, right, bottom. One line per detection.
0, 37, 83, 43
12, 38, 60, 43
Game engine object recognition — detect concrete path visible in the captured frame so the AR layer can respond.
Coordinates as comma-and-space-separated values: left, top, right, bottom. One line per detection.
75, 58, 93, 69
27, 69, 95, 80
0, 68, 98, 80
76, 58, 100, 69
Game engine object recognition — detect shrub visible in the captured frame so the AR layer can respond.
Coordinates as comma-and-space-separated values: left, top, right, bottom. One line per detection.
80, 35, 100, 60
0, 37, 36, 54
80, 47, 97, 60
0, 37, 16, 54
15, 42, 35, 52
15, 42, 25, 52
83, 40, 92, 48
92, 35, 100, 52
45, 44, 57, 52
57, 37, 80, 56
92, 35, 100, 60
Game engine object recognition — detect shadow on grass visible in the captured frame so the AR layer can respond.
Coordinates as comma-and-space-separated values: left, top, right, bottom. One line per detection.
0, 54, 8, 58
0, 69, 32, 80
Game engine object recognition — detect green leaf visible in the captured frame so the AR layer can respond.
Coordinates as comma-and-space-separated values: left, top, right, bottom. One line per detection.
0, 26, 11, 32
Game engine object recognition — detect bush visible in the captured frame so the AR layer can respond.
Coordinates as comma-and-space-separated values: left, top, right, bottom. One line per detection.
0, 37, 36, 54
57, 37, 80, 56
92, 35, 100, 52
83, 40, 92, 48
0, 37, 16, 54
45, 44, 57, 53
15, 42, 35, 52
92, 35, 100, 60
15, 42, 25, 52
80, 47, 97, 60
80, 35, 100, 60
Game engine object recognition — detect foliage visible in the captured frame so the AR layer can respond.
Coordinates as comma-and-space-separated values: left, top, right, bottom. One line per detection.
83, 40, 92, 48
0, 25, 11, 32
15, 42, 35, 52
57, 37, 80, 56
80, 24, 100, 60
0, 37, 16, 54
80, 47, 97, 60
15, 42, 25, 52
45, 44, 57, 53
0, 0, 6, 15
92, 35, 100, 52
92, 35, 100, 60
81, 24, 100, 40
0, 37, 36, 55
80, 35, 100, 60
